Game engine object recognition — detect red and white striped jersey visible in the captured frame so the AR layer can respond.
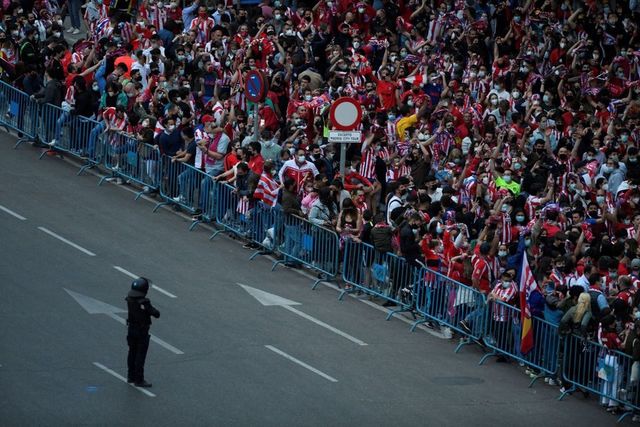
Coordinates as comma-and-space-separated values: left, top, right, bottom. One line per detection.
103, 107, 127, 130
490, 281, 518, 321
189, 16, 216, 44
64, 86, 75, 106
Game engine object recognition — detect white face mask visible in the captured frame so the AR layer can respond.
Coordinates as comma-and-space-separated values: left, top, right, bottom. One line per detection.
167, 125, 175, 132
297, 155, 306, 163
305, 95, 312, 101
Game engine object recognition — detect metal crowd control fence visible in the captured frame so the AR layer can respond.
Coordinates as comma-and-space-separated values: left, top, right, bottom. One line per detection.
33, 103, 106, 174
273, 213, 340, 289
99, 132, 161, 199
341, 240, 419, 320
0, 80, 37, 145
189, 171, 219, 231
210, 182, 253, 240
478, 299, 561, 386
249, 202, 283, 260
154, 154, 202, 215
412, 269, 488, 352
560, 333, 639, 422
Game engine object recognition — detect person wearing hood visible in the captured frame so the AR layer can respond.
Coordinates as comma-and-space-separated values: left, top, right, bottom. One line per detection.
126, 278, 160, 388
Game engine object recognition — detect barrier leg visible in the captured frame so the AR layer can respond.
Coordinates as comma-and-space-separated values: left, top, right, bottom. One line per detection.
410, 317, 428, 332
271, 259, 285, 271
189, 219, 202, 231
14, 135, 33, 149
249, 249, 269, 260
478, 351, 498, 365
209, 229, 225, 240
153, 200, 170, 213
385, 305, 412, 321
558, 384, 576, 401
528, 373, 545, 388
617, 411, 633, 423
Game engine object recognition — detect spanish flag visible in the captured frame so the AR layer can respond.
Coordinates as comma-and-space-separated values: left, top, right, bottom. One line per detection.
519, 254, 537, 355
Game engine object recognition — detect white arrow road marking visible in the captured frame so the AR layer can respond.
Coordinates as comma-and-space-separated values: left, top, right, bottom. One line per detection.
265, 345, 338, 383
113, 266, 177, 298
93, 362, 156, 397
65, 289, 184, 355
0, 204, 26, 220
238, 284, 367, 346
38, 227, 96, 256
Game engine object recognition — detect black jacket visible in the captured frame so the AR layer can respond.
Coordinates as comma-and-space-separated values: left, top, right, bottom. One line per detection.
126, 291, 160, 334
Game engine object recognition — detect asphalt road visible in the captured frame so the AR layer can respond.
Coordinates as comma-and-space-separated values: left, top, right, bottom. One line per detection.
0, 135, 616, 426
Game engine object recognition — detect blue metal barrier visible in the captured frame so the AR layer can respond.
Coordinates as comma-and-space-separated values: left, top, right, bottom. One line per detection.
98, 132, 161, 199
248, 202, 283, 260
210, 182, 252, 240
189, 170, 218, 231
560, 333, 638, 422
412, 269, 488, 351
477, 299, 561, 386
33, 103, 106, 174
341, 240, 419, 320
0, 80, 37, 146
274, 213, 340, 289
153, 153, 202, 215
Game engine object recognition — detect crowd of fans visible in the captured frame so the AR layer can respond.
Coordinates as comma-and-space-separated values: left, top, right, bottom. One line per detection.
3, 0, 640, 417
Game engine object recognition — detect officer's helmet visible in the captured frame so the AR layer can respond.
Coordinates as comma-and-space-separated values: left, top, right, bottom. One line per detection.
131, 277, 150, 294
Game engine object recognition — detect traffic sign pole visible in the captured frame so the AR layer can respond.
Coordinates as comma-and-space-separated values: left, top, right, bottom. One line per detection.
329, 98, 362, 179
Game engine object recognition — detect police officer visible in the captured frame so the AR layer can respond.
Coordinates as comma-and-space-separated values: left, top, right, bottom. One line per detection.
126, 278, 160, 387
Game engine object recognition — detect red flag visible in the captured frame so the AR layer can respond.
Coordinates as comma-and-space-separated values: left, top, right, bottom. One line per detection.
519, 254, 537, 355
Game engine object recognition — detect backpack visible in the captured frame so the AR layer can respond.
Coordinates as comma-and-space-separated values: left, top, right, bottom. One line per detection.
588, 289, 603, 322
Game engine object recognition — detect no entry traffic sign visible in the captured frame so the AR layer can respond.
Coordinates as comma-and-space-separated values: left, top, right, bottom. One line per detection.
329, 97, 362, 131
245, 70, 267, 103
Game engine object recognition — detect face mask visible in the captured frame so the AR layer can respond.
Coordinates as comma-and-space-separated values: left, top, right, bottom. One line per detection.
436, 225, 443, 234
560, 43, 566, 49
516, 215, 525, 223
596, 196, 605, 204
478, 71, 486, 78
569, 183, 576, 191
400, 51, 408, 59
602, 165, 612, 174
92, 83, 99, 91
498, 250, 507, 258
167, 125, 175, 132
525, 239, 532, 247
621, 135, 629, 143
297, 155, 306, 163
358, 7, 365, 13
501, 204, 510, 213
610, 272, 618, 279
305, 95, 312, 102
513, 162, 521, 170
519, 66, 528, 74
543, 95, 550, 104
53, 31, 61, 37
387, 114, 396, 122
629, 157, 638, 163
353, 42, 360, 49
490, 98, 498, 106
513, 16, 521, 23
142, 119, 149, 127
274, 14, 282, 20
407, 100, 414, 107
512, 91, 520, 99
503, 175, 512, 183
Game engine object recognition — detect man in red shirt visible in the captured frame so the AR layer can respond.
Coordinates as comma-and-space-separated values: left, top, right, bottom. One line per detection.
460, 242, 494, 335
246, 141, 265, 175
368, 67, 397, 111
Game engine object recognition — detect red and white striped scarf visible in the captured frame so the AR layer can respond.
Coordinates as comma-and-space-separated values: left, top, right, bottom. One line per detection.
254, 173, 279, 207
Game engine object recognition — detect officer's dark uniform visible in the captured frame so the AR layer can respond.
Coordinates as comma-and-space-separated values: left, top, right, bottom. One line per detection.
126, 278, 160, 387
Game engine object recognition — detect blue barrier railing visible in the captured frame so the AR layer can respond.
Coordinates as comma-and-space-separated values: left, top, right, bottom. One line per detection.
0, 80, 37, 146
412, 269, 487, 352
99, 132, 161, 199
210, 182, 253, 240
342, 240, 419, 320
249, 201, 282, 260
560, 333, 639, 422
274, 213, 340, 289
153, 153, 202, 216
478, 299, 560, 386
